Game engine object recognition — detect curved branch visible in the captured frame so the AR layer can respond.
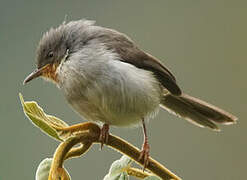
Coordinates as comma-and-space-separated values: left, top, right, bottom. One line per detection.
49, 122, 181, 180
65, 142, 92, 160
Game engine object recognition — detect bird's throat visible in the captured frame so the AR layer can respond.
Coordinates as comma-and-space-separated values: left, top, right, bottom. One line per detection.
42, 63, 59, 83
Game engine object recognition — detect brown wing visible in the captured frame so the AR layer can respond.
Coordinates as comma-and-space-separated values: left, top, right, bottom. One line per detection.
96, 29, 182, 95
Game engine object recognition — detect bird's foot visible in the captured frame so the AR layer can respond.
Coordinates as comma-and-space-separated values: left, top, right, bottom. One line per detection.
99, 124, 109, 149
138, 140, 150, 171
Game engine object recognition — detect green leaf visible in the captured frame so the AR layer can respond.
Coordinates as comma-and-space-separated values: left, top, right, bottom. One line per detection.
35, 158, 71, 180
35, 158, 53, 180
103, 156, 133, 180
19, 93, 69, 141
117, 172, 129, 180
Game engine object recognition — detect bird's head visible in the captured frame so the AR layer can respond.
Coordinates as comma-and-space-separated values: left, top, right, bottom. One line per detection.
23, 19, 95, 85
23, 25, 68, 84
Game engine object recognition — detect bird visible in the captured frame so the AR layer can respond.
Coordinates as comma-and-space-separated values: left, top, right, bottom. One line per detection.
23, 19, 237, 169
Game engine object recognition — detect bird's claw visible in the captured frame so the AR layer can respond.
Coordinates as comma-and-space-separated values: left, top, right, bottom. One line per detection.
99, 124, 109, 149
138, 141, 150, 171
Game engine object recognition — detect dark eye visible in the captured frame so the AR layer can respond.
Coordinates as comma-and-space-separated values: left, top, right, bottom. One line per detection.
48, 51, 54, 58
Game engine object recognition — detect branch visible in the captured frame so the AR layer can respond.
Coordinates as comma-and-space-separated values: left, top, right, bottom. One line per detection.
125, 167, 152, 179
19, 94, 181, 180
48, 122, 181, 180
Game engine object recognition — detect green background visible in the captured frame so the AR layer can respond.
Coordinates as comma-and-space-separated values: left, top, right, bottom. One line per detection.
0, 0, 246, 179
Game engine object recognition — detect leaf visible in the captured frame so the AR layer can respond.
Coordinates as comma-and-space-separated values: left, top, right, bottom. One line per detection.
104, 172, 129, 180
36, 158, 53, 180
19, 93, 70, 141
117, 172, 129, 180
103, 155, 133, 180
36, 158, 71, 180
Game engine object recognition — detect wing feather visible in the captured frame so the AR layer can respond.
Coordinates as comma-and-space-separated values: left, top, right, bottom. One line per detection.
96, 29, 182, 95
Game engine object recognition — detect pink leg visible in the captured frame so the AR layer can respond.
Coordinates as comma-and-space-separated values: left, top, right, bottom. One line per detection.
138, 118, 150, 170
99, 123, 109, 149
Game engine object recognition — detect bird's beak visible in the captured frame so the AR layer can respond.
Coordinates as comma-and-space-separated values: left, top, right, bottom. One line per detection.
23, 64, 49, 85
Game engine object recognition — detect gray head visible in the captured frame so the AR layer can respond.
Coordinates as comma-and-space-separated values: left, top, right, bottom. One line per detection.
23, 19, 96, 84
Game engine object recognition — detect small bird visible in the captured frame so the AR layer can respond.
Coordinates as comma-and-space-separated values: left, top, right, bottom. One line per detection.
24, 19, 237, 168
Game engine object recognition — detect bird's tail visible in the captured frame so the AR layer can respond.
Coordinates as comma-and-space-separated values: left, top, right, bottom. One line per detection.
160, 93, 237, 131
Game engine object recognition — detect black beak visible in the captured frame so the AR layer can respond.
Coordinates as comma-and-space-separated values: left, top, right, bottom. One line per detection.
23, 64, 51, 85
23, 68, 43, 85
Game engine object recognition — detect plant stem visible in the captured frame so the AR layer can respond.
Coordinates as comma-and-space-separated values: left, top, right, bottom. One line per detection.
48, 122, 181, 180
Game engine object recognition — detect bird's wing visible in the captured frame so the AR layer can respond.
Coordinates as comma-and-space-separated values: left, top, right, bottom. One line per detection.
97, 29, 182, 95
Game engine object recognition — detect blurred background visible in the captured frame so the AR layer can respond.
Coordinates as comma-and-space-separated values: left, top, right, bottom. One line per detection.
0, 0, 246, 179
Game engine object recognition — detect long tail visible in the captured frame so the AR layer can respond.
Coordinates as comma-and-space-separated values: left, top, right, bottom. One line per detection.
160, 93, 237, 131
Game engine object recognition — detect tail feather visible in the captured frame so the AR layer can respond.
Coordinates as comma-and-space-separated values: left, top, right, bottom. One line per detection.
160, 93, 237, 130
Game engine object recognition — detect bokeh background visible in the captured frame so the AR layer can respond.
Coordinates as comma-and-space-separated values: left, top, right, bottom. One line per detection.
0, 0, 246, 179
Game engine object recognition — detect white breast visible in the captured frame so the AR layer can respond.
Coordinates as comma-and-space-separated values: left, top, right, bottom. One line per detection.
57, 43, 162, 127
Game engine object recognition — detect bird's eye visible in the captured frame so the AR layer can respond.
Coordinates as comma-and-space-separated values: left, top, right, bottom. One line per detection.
48, 51, 54, 58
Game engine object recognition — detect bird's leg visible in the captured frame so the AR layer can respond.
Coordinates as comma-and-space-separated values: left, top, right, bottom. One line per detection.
138, 118, 150, 170
99, 123, 109, 149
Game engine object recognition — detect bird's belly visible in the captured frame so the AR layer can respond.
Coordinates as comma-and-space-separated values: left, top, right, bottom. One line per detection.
59, 59, 162, 127
68, 88, 161, 127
